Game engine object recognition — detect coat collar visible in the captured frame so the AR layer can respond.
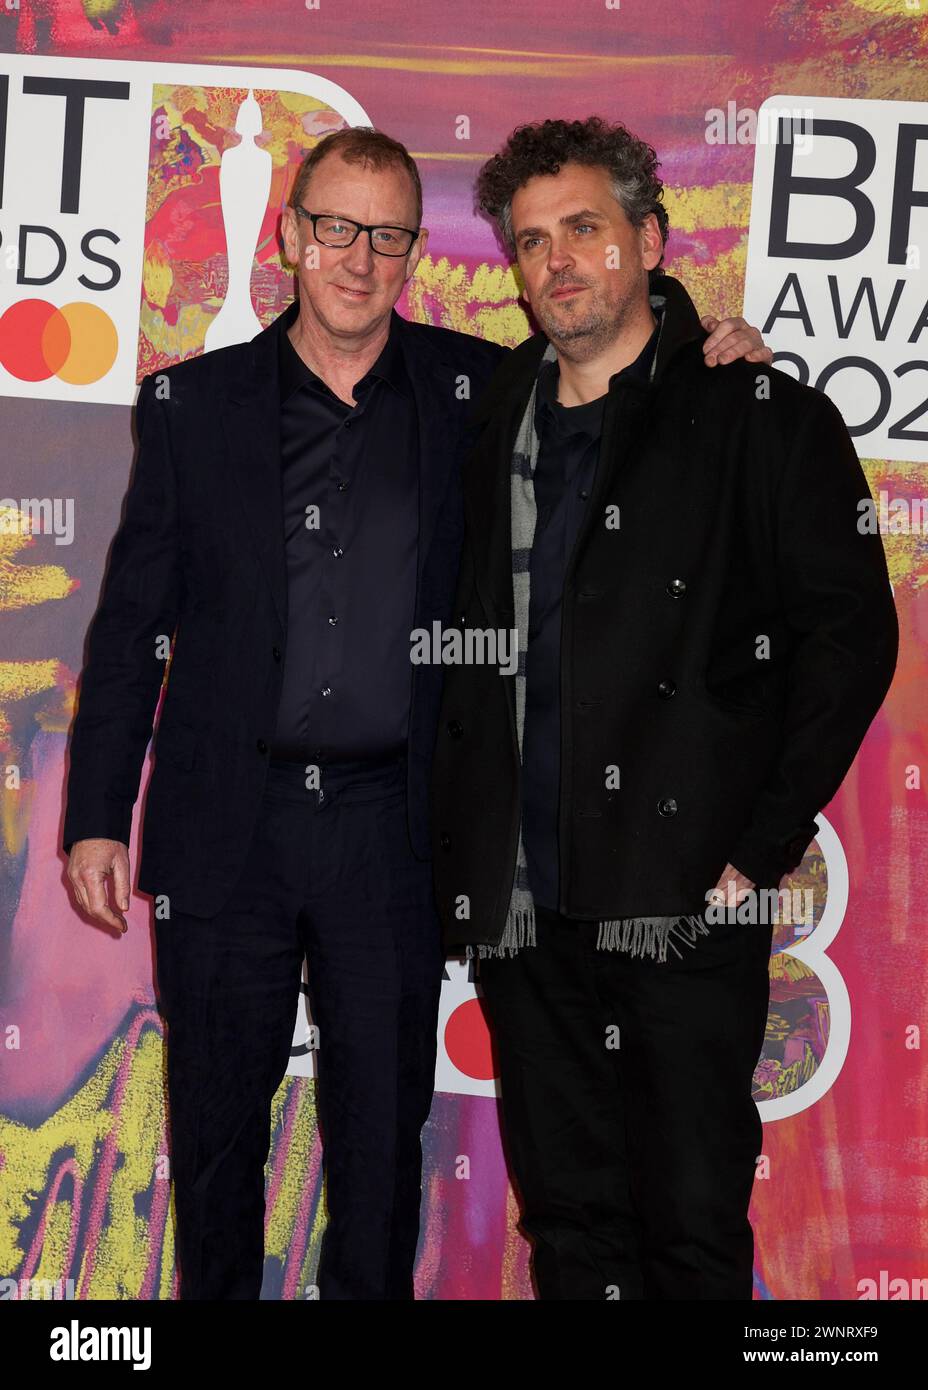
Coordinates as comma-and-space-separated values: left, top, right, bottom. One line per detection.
469, 271, 705, 428
460, 273, 707, 632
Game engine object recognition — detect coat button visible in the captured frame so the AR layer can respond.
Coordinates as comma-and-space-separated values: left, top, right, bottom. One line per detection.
658, 798, 678, 817
447, 720, 464, 739
256, 738, 268, 754
272, 646, 282, 662
657, 678, 676, 698
667, 578, 687, 598
439, 832, 451, 851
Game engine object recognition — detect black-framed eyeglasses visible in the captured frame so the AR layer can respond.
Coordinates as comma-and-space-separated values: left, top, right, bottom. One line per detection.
294, 206, 419, 257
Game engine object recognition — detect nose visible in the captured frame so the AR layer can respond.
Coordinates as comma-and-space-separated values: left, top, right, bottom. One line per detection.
342, 231, 376, 278
546, 236, 575, 275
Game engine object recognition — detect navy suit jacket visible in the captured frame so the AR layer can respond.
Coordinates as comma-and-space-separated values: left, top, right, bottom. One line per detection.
62, 299, 506, 918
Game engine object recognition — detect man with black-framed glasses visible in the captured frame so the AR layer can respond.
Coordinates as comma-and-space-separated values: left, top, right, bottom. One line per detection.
62, 125, 771, 1301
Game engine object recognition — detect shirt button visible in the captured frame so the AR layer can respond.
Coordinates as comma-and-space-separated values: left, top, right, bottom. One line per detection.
332, 546, 344, 558
447, 720, 464, 739
256, 738, 268, 754
657, 678, 676, 698
667, 578, 687, 598
321, 686, 332, 698
658, 798, 678, 817
579, 489, 589, 500
439, 832, 451, 851
336, 479, 349, 492
272, 646, 282, 662
328, 615, 338, 626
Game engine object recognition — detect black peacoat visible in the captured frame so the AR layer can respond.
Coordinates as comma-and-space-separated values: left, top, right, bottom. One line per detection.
430, 275, 899, 952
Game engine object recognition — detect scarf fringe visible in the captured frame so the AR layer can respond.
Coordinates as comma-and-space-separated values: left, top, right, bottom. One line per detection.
595, 913, 710, 962
467, 906, 537, 960
468, 910, 710, 962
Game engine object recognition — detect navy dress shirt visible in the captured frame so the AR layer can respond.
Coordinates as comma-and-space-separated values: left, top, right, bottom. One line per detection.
522, 314, 662, 909
271, 313, 419, 763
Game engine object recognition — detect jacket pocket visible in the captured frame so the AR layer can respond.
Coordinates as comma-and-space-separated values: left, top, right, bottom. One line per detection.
697, 671, 773, 721
154, 721, 199, 770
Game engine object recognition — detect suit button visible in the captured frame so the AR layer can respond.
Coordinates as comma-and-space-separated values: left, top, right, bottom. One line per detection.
257, 739, 268, 754
658, 798, 677, 817
657, 678, 676, 698
447, 720, 464, 739
667, 578, 687, 598
439, 832, 451, 851
272, 646, 282, 662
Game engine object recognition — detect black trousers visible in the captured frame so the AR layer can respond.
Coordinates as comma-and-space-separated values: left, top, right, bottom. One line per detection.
479, 904, 772, 1300
153, 755, 444, 1300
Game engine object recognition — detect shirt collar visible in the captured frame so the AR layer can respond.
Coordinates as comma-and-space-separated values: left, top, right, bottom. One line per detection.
278, 307, 410, 405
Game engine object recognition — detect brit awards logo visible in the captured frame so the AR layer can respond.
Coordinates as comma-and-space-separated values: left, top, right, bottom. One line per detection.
0, 54, 370, 403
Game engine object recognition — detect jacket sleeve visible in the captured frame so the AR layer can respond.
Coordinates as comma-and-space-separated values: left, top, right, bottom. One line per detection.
62, 372, 182, 853
727, 387, 898, 887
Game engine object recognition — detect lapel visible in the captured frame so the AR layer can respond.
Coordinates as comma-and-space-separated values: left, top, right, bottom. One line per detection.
394, 314, 470, 586
222, 299, 295, 633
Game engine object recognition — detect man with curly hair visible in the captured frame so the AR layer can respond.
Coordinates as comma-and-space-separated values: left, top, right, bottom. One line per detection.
431, 117, 897, 1299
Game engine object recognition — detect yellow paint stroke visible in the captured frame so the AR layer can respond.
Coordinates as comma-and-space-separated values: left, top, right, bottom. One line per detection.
0, 1033, 126, 1287
0, 513, 75, 613
406, 254, 527, 346
265, 1078, 322, 1291
664, 182, 754, 233
201, 52, 713, 79
81, 0, 121, 20
500, 1181, 529, 1299
142, 242, 174, 313
0, 1021, 314, 1299
0, 508, 76, 747
846, 0, 926, 15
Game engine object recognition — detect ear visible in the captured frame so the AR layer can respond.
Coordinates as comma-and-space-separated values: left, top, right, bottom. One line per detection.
281, 206, 300, 268
639, 212, 663, 274
405, 225, 429, 280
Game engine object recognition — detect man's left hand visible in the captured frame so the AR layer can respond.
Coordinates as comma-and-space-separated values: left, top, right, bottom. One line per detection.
709, 862, 757, 908
700, 315, 772, 367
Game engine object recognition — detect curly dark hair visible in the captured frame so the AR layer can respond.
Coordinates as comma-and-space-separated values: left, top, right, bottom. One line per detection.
475, 116, 669, 280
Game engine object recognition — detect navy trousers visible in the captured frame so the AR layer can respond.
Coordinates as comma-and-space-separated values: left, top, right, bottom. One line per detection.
153, 754, 444, 1300
479, 904, 772, 1300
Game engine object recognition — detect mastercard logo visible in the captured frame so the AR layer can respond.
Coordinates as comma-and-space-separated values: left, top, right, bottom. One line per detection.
0, 299, 118, 385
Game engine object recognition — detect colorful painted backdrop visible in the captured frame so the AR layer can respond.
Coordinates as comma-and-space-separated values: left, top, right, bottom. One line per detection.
1, 0, 926, 1300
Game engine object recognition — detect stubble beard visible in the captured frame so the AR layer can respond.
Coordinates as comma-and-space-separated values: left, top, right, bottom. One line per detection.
534, 276, 643, 364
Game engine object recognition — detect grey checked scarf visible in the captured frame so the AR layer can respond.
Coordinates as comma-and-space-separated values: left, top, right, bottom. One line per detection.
471, 301, 710, 963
